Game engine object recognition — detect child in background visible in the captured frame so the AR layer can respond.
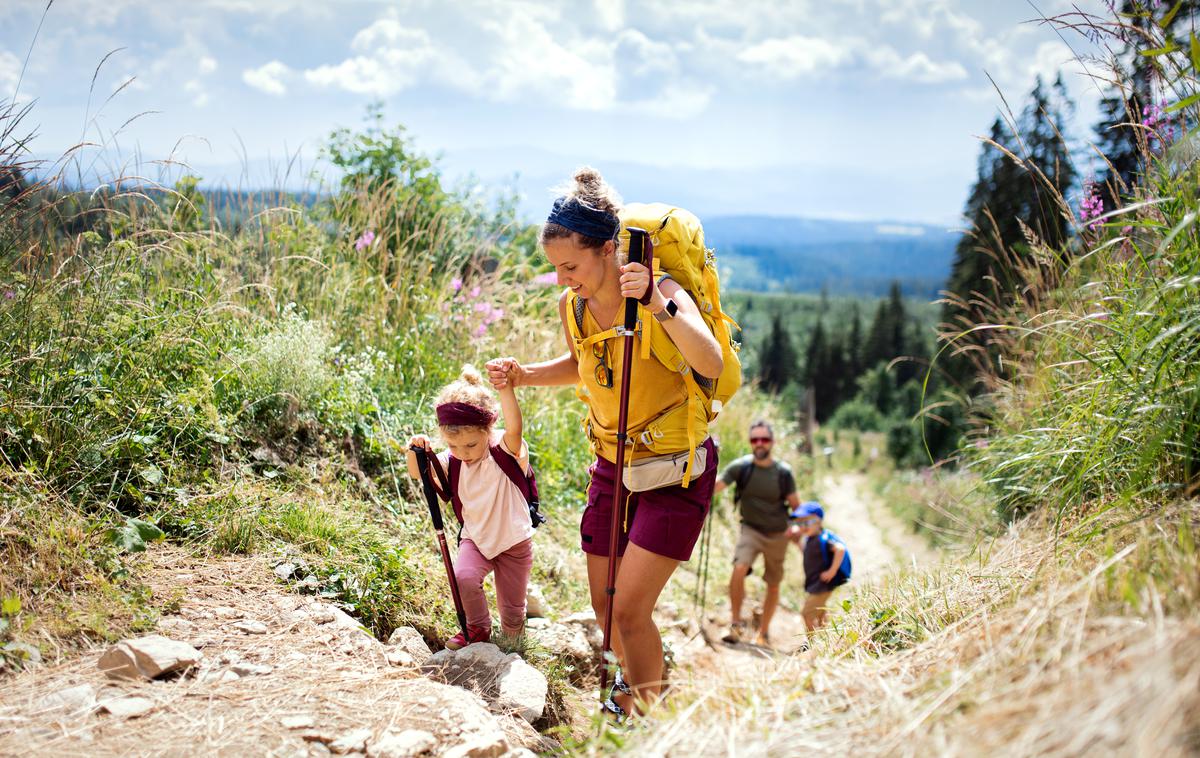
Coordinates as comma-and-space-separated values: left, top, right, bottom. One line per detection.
407, 362, 534, 649
788, 501, 850, 644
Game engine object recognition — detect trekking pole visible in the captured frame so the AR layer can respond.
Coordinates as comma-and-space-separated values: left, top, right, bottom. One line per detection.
599, 226, 648, 703
411, 445, 469, 643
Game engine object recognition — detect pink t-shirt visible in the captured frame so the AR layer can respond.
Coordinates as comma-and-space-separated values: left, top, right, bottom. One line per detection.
438, 430, 534, 560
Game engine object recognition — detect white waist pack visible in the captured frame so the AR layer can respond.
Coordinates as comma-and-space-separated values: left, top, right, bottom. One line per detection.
621, 445, 708, 493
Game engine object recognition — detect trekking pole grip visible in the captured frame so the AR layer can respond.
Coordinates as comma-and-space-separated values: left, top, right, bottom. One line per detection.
410, 445, 445, 531
625, 227, 648, 330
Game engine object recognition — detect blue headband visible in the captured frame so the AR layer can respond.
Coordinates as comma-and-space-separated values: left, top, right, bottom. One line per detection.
546, 196, 620, 241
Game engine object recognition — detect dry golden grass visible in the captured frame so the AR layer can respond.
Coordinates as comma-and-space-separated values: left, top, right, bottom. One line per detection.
599, 504, 1200, 757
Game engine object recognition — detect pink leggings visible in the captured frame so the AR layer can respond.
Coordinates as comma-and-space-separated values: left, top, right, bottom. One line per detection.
455, 538, 533, 634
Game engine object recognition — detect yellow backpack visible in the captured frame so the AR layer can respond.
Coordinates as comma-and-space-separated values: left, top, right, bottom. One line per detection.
565, 202, 743, 486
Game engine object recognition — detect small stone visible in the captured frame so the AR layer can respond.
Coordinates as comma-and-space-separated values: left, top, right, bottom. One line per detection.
282, 715, 317, 729
302, 731, 334, 744
442, 735, 508, 758
367, 729, 436, 758
385, 627, 431, 661
233, 620, 268, 635
213, 607, 242, 619
274, 562, 297, 580
3, 641, 42, 669
385, 650, 415, 667
98, 695, 155, 719
217, 670, 241, 683
232, 662, 273, 676
99, 636, 202, 680
329, 728, 372, 754
36, 684, 96, 716
501, 750, 537, 758
523, 618, 549, 630
524, 584, 548, 618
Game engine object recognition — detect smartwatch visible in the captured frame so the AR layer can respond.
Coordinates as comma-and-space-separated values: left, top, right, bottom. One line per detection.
653, 298, 678, 322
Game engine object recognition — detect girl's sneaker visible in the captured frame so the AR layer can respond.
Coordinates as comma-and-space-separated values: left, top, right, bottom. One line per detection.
445, 625, 490, 650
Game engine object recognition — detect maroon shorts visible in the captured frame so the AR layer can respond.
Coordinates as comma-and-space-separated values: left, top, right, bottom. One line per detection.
580, 438, 718, 562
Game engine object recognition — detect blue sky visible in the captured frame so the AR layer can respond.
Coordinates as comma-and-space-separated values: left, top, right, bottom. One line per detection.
1, 0, 1109, 225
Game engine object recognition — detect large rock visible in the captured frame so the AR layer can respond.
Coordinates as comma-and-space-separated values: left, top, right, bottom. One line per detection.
386, 626, 432, 661
525, 621, 591, 664
496, 658, 547, 723
98, 635, 202, 680
422, 643, 548, 724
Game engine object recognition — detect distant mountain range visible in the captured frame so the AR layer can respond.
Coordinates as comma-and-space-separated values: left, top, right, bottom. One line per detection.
702, 215, 960, 297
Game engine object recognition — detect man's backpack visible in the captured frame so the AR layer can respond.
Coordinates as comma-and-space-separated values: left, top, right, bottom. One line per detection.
428, 445, 545, 533
565, 203, 743, 486
732, 455, 791, 507
819, 530, 852, 585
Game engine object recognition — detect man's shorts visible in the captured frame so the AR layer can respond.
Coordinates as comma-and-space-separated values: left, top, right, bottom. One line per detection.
733, 523, 790, 584
580, 438, 717, 563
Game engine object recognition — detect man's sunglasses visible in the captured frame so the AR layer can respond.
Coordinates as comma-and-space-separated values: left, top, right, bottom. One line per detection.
749, 437, 772, 444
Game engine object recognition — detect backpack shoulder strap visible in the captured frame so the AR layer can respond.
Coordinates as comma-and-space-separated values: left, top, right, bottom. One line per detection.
447, 456, 464, 525
733, 456, 755, 504
490, 443, 532, 503
427, 453, 451, 501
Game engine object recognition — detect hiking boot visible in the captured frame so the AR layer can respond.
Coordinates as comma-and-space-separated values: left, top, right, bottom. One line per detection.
721, 621, 747, 644
445, 625, 489, 650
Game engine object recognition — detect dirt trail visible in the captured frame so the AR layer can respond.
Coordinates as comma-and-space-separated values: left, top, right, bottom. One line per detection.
818, 472, 937, 580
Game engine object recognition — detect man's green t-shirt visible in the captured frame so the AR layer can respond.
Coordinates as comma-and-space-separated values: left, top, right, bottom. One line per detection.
721, 455, 796, 533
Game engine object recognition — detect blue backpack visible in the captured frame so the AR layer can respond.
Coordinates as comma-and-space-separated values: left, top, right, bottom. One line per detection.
819, 530, 852, 585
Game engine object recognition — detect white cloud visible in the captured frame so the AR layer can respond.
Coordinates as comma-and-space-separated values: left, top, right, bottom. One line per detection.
867, 47, 968, 84
0, 50, 20, 99
304, 20, 444, 96
595, 0, 625, 31
199, 56, 218, 75
243, 60, 291, 97
480, 12, 617, 109
737, 35, 853, 79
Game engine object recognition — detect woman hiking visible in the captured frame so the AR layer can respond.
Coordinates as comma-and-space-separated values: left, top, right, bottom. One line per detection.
486, 167, 723, 719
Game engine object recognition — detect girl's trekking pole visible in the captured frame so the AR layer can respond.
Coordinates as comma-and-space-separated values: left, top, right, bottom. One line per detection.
599, 226, 648, 703
411, 445, 469, 643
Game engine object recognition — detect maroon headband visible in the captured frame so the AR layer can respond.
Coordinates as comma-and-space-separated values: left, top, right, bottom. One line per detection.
436, 402, 496, 427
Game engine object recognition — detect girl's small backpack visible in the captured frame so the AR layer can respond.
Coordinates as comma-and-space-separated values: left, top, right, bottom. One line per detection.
428, 444, 545, 531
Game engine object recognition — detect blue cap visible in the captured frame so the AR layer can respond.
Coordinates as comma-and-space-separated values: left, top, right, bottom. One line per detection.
791, 501, 824, 520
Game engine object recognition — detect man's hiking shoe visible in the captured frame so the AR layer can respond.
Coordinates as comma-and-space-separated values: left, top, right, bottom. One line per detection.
445, 625, 489, 650
722, 621, 747, 644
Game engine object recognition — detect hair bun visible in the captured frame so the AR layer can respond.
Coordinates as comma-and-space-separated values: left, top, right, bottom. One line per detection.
460, 364, 483, 385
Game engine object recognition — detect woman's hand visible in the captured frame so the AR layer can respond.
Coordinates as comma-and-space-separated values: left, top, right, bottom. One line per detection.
819, 568, 837, 583
486, 357, 523, 390
619, 261, 664, 308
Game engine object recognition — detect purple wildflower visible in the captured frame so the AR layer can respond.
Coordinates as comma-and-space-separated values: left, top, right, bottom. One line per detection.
533, 271, 559, 286
1080, 181, 1105, 232
474, 323, 487, 337
3, 290, 13, 300
354, 230, 376, 251
450, 277, 463, 292
469, 286, 481, 299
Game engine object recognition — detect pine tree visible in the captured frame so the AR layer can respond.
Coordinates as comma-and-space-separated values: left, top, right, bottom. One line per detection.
941, 75, 1077, 391
757, 312, 798, 394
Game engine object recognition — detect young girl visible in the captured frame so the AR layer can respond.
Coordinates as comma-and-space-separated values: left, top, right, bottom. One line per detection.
406, 363, 534, 649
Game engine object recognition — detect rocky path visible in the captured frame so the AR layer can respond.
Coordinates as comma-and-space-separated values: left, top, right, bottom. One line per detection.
0, 548, 565, 758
